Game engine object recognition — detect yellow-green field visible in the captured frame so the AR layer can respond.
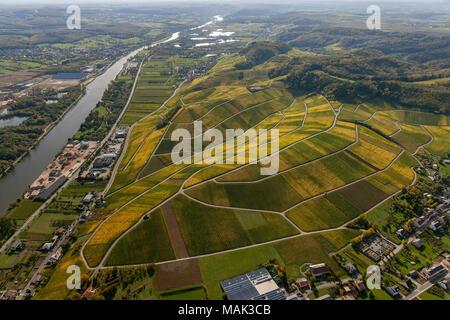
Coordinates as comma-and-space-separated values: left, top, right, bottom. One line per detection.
33, 50, 447, 301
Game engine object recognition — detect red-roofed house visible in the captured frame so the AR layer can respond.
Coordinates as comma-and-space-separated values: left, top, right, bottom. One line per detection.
309, 263, 330, 279
82, 287, 96, 300
296, 278, 309, 289
355, 280, 366, 292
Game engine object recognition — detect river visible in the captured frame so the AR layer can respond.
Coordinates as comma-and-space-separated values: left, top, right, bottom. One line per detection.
0, 17, 220, 215
0, 47, 145, 215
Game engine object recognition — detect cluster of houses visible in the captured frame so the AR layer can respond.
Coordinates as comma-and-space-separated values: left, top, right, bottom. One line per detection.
407, 198, 450, 236
41, 235, 59, 252
77, 190, 99, 222
83, 127, 127, 180
40, 226, 76, 267
220, 261, 371, 301
295, 263, 366, 300
176, 58, 218, 83
416, 161, 442, 182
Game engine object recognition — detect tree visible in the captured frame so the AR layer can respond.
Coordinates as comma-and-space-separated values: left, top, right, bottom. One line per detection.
0, 217, 13, 239
70, 291, 81, 300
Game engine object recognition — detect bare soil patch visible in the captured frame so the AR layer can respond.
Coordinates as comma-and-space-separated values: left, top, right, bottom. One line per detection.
153, 259, 202, 292
161, 201, 189, 259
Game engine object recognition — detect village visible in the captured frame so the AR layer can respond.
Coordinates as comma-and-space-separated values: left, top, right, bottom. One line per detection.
220, 179, 450, 301
0, 122, 129, 299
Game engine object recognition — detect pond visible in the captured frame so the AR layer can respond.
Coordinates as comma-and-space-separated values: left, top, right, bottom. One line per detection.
0, 116, 28, 128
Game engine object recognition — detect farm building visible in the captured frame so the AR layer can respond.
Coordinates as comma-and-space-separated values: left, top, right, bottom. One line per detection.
83, 193, 94, 204
11, 240, 23, 252
220, 268, 285, 300
35, 176, 68, 200
425, 263, 448, 280
411, 239, 424, 249
93, 157, 114, 169
296, 278, 309, 289
309, 263, 330, 279
41, 242, 53, 252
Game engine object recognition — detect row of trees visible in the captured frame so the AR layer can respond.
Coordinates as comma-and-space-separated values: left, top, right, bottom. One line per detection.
75, 79, 132, 141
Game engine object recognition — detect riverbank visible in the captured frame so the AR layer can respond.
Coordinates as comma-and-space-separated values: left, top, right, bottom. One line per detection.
0, 48, 149, 250
0, 46, 149, 215
0, 46, 142, 180
0, 85, 85, 179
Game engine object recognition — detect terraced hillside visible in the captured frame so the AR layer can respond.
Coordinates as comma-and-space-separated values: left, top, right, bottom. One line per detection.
40, 50, 450, 300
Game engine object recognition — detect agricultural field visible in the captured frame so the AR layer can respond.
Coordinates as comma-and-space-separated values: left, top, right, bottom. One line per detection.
0, 1, 446, 303
27, 39, 445, 301
198, 229, 360, 299
17, 180, 105, 249
391, 124, 431, 154
120, 56, 177, 126
5, 200, 42, 226
395, 111, 450, 126
424, 126, 450, 157
81, 49, 440, 274
286, 152, 417, 231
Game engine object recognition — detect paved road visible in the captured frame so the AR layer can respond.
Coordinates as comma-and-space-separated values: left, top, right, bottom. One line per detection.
404, 272, 447, 300
17, 217, 79, 300
0, 168, 80, 253
1, 50, 148, 254
102, 56, 147, 195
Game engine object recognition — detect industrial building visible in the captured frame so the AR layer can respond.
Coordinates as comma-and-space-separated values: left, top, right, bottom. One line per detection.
220, 268, 286, 300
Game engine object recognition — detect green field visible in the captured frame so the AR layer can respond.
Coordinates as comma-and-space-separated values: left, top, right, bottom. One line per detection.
119, 55, 176, 126
391, 124, 431, 153
187, 151, 374, 212
6, 200, 42, 225
198, 229, 359, 299
75, 48, 449, 301
160, 286, 206, 300
424, 126, 450, 157
286, 192, 361, 231
105, 209, 176, 266
396, 111, 450, 126
171, 194, 299, 256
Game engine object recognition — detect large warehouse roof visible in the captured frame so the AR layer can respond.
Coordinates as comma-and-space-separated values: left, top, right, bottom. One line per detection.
220, 268, 285, 300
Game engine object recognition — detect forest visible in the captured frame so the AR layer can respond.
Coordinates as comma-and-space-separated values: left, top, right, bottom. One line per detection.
235, 41, 291, 70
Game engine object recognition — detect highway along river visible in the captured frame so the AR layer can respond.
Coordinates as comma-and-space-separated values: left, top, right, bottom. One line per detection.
0, 47, 145, 215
